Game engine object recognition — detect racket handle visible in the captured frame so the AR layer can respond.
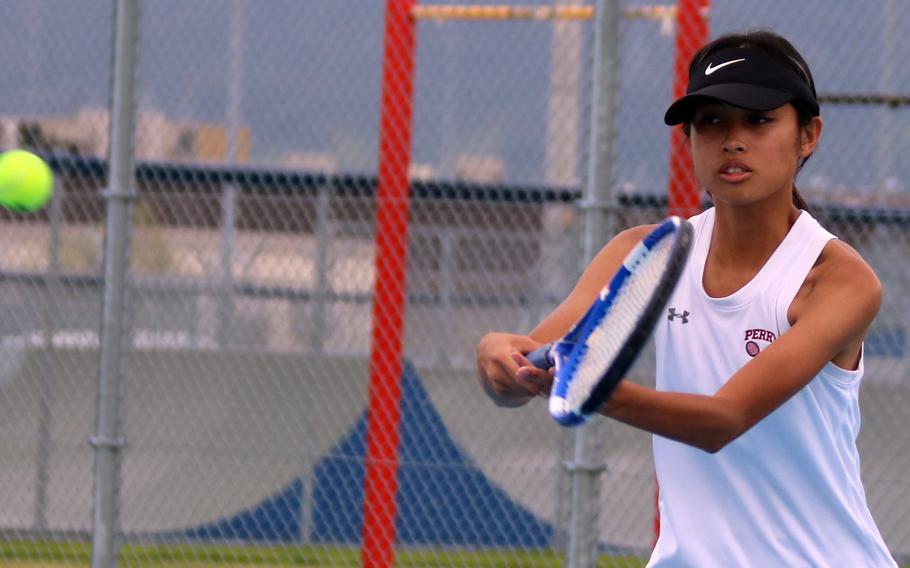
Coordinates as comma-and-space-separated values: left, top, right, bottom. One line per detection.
526, 343, 554, 370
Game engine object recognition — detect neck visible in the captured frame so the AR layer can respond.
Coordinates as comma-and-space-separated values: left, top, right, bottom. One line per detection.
710, 195, 801, 269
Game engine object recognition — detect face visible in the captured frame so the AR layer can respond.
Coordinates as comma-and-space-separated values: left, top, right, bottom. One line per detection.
687, 103, 822, 207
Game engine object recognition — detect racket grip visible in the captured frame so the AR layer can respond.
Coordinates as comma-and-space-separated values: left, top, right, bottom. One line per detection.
526, 343, 554, 370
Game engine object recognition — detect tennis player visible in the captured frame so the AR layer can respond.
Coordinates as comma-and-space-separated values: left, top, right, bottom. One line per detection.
476, 30, 897, 566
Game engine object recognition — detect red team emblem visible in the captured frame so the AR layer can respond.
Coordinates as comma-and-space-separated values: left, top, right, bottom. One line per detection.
744, 328, 776, 357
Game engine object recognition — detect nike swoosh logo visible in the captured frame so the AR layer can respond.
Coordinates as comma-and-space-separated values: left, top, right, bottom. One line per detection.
705, 58, 746, 75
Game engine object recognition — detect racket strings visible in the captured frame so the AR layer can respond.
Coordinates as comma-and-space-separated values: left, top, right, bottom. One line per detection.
566, 236, 674, 409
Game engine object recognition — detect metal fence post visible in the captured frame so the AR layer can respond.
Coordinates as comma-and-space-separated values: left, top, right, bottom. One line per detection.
312, 181, 332, 353
34, 180, 64, 532
92, 1, 141, 566
218, 183, 237, 347
438, 228, 454, 367
567, 0, 621, 566
218, 0, 246, 349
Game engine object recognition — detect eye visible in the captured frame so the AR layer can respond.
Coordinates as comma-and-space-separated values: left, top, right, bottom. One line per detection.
748, 113, 772, 124
694, 114, 721, 126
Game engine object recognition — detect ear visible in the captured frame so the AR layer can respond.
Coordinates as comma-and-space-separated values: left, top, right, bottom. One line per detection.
799, 116, 823, 158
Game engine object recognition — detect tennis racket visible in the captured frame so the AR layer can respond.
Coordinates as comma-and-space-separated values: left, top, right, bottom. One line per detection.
527, 216, 693, 426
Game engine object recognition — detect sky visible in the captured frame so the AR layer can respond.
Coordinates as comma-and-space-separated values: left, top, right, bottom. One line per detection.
0, 0, 907, 197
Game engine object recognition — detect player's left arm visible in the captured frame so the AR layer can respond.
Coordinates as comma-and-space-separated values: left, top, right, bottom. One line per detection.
713, 240, 881, 430
603, 240, 882, 452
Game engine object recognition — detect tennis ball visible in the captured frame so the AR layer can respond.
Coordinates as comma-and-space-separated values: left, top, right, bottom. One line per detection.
0, 149, 54, 212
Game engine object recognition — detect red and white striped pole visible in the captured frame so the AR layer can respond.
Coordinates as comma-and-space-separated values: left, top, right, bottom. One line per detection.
667, 0, 710, 219
362, 1, 417, 567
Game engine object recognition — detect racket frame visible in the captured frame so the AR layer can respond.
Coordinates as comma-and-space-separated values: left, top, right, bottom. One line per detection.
540, 217, 693, 426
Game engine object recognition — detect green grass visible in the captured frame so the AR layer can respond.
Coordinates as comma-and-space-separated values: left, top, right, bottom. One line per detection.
0, 540, 647, 567
3, 541, 906, 568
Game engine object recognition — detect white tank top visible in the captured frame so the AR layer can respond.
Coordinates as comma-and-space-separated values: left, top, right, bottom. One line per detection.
648, 208, 895, 567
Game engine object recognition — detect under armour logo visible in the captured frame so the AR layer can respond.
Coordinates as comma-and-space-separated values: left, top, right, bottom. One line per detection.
668, 308, 689, 324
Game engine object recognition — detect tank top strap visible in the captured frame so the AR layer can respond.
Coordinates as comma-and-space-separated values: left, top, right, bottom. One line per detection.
772, 211, 837, 334
685, 207, 715, 289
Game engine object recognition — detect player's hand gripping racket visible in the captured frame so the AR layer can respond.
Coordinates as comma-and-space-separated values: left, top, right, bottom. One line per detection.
527, 217, 693, 426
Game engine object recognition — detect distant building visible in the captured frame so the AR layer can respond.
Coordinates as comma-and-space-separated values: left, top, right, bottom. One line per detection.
281, 151, 338, 173
0, 107, 252, 163
281, 152, 436, 181
408, 163, 434, 181
455, 154, 504, 183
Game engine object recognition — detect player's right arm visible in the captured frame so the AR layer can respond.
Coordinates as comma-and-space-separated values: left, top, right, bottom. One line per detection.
476, 224, 654, 407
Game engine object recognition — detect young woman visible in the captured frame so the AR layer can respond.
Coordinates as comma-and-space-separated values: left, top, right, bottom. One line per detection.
476, 30, 896, 566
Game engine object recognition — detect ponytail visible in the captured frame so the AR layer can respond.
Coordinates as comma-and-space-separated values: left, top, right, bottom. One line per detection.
793, 186, 810, 213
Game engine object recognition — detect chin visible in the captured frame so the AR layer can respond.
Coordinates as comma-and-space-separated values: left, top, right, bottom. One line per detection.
711, 190, 786, 209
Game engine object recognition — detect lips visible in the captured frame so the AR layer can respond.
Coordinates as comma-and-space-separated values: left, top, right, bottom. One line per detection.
719, 161, 751, 174
718, 160, 752, 182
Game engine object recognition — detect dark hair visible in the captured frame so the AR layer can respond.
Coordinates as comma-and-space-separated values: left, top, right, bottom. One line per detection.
682, 30, 818, 212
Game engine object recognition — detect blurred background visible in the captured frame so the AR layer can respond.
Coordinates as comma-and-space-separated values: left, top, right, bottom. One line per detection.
0, 1, 907, 567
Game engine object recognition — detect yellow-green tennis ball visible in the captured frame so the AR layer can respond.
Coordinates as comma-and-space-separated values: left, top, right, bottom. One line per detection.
0, 149, 54, 212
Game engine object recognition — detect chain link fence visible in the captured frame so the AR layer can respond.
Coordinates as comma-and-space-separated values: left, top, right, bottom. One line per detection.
0, 1, 908, 567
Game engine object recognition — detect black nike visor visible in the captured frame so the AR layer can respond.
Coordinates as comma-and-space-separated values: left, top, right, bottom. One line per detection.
664, 46, 820, 126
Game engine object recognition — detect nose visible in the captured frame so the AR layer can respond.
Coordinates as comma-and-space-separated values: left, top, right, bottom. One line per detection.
721, 122, 747, 153
722, 139, 746, 153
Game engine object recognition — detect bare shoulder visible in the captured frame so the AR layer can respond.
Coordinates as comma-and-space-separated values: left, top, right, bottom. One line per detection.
791, 239, 882, 324
585, 224, 658, 276
530, 223, 658, 341
814, 239, 881, 293
624, 223, 658, 240
608, 223, 658, 252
